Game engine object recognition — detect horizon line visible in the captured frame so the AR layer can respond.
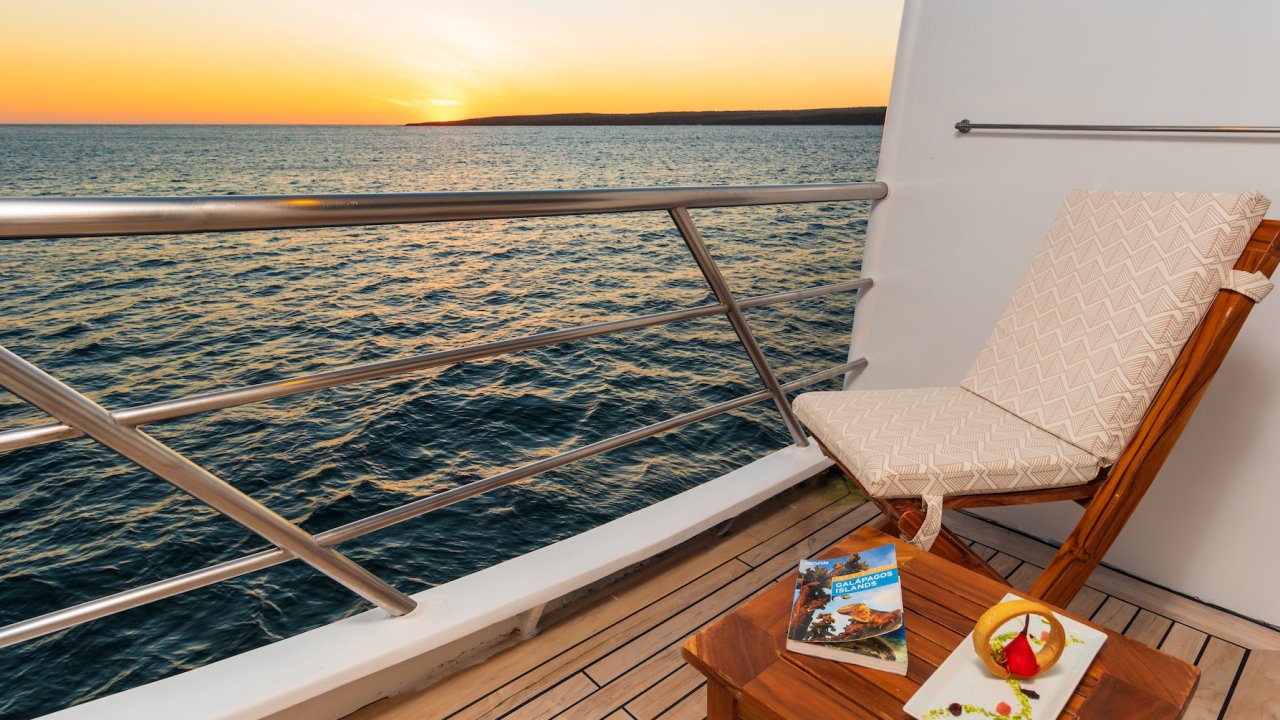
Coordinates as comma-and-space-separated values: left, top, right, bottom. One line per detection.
1, 106, 889, 128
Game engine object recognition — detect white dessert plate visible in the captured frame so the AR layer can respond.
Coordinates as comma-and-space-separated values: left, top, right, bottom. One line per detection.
904, 593, 1106, 719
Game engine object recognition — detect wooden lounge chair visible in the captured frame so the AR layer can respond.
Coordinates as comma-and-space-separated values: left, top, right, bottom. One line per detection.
794, 191, 1279, 606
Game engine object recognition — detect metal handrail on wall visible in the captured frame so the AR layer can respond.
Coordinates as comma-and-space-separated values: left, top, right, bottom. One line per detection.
954, 119, 1280, 134
0, 181, 886, 648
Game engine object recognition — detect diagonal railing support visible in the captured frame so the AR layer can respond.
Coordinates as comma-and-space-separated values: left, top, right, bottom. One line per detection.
668, 207, 809, 447
0, 345, 417, 617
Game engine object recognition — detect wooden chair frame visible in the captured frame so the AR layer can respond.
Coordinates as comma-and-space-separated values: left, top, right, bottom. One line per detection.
815, 220, 1280, 606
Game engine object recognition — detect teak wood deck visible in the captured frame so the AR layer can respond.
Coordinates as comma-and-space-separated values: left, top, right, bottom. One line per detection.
349, 473, 1280, 720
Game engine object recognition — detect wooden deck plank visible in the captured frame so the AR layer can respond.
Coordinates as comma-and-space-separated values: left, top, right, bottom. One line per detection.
1184, 638, 1247, 720
436, 558, 754, 720
534, 502, 874, 720
557, 647, 686, 720
624, 665, 704, 720
968, 542, 998, 562
735, 494, 870, 567
655, 686, 706, 720
1123, 610, 1173, 648
1091, 597, 1140, 633
512, 563, 747, 716
506, 674, 598, 720
1005, 562, 1041, 592
1159, 624, 1208, 664
559, 502, 879, 720
586, 503, 879, 684
1064, 585, 1107, 619
1224, 650, 1280, 719
449, 559, 759, 720
944, 511, 1280, 651
987, 551, 1021, 577
734, 477, 857, 547
564, 505, 879, 718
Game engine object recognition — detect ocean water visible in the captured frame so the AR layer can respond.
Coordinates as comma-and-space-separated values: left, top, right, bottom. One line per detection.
0, 124, 879, 718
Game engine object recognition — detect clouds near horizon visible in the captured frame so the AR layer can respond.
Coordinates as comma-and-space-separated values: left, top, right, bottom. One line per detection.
1, 0, 902, 124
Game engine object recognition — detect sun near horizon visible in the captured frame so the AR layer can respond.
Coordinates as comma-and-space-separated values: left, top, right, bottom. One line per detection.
0, 0, 902, 125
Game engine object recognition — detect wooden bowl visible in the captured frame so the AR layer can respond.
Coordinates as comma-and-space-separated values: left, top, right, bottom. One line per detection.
971, 599, 1066, 678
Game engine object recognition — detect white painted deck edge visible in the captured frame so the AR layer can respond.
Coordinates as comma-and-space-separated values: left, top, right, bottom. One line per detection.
46, 442, 831, 720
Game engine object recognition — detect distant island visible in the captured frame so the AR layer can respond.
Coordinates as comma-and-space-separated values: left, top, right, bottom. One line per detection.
407, 107, 885, 127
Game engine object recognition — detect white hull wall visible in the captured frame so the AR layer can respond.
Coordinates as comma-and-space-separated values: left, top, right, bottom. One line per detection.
853, 0, 1280, 625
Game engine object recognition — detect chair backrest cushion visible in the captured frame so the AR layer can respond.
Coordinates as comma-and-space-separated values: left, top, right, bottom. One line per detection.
962, 190, 1269, 463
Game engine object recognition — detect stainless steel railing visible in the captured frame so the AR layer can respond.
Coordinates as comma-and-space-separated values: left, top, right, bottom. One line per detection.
0, 181, 885, 648
954, 119, 1280, 134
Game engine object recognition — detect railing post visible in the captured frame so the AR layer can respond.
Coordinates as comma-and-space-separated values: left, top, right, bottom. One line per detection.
668, 207, 810, 447
0, 345, 417, 617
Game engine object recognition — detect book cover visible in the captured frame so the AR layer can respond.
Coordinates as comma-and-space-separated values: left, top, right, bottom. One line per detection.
785, 542, 908, 674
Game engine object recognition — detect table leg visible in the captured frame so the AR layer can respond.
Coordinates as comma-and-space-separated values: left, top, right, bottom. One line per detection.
707, 678, 736, 720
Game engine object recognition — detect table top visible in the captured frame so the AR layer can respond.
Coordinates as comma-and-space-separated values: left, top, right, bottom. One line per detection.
681, 527, 1198, 720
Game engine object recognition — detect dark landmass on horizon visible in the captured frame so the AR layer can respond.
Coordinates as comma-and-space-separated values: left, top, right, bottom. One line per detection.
407, 107, 886, 127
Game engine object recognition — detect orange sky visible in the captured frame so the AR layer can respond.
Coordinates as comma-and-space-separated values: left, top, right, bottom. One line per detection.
0, 1, 902, 125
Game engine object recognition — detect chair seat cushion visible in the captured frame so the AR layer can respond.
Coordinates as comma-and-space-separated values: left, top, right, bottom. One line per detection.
794, 387, 1102, 499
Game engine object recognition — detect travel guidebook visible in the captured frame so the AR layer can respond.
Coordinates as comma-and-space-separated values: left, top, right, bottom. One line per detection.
786, 543, 907, 674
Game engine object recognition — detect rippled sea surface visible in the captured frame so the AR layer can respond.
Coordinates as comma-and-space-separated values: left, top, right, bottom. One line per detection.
0, 125, 879, 717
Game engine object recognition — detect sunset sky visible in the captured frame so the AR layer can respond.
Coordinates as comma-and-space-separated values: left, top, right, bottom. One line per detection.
1, 0, 902, 125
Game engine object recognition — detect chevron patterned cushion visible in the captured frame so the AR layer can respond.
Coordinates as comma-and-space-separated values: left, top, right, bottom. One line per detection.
794, 387, 1101, 499
962, 190, 1269, 462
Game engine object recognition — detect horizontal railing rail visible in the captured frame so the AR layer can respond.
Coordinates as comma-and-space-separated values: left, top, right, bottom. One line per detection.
0, 276, 873, 454
0, 182, 886, 240
0, 181, 884, 649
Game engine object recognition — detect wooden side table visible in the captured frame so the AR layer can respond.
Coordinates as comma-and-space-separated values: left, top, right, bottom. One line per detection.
681, 527, 1198, 720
